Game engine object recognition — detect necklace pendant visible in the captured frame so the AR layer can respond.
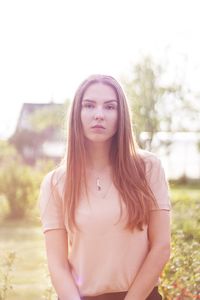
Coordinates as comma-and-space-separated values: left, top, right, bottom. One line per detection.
96, 177, 101, 191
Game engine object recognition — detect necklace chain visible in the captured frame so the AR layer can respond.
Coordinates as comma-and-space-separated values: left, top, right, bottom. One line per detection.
96, 177, 102, 191
86, 166, 112, 199
95, 176, 113, 199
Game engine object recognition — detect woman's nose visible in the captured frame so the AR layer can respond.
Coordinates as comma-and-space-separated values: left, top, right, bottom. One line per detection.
94, 109, 104, 120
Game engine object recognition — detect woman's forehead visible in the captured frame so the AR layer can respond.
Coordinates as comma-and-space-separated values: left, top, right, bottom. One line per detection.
82, 82, 118, 101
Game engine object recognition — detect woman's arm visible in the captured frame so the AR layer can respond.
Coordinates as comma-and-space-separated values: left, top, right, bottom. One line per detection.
124, 210, 171, 300
44, 229, 81, 300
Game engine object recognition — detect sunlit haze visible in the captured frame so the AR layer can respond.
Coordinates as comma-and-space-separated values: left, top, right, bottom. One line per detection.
0, 0, 200, 138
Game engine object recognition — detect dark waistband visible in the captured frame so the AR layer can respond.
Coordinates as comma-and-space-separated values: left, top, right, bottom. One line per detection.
81, 291, 126, 300
81, 286, 161, 300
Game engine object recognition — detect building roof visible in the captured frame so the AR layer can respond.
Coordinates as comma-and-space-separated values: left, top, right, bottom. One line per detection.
15, 102, 63, 132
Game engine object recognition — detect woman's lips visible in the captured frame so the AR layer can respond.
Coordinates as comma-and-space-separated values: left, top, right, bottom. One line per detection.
92, 125, 105, 129
91, 125, 106, 132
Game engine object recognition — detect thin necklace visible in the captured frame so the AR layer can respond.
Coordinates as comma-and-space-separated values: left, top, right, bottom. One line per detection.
94, 176, 113, 199
86, 166, 112, 198
95, 180, 113, 199
96, 177, 102, 191
87, 166, 111, 191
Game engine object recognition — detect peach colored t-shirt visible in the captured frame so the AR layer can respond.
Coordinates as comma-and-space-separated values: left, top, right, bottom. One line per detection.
38, 150, 171, 297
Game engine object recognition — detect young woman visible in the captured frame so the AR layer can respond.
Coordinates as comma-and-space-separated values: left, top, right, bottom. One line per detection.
39, 74, 171, 300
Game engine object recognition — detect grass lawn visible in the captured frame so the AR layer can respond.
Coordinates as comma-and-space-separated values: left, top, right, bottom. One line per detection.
170, 182, 200, 242
0, 220, 56, 300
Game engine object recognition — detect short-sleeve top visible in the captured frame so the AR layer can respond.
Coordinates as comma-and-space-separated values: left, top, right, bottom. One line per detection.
38, 149, 171, 297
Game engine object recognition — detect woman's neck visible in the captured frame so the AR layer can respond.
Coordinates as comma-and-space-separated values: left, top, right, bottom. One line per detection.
85, 140, 111, 172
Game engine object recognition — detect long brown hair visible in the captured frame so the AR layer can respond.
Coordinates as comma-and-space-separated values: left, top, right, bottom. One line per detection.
62, 74, 158, 232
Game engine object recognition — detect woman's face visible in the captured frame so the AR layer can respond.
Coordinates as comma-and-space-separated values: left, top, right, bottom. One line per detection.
81, 82, 118, 143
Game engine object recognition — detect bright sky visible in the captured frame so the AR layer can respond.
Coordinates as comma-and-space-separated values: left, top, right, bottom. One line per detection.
0, 0, 200, 138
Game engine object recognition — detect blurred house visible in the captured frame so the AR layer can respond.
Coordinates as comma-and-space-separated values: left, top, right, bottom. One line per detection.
10, 102, 66, 165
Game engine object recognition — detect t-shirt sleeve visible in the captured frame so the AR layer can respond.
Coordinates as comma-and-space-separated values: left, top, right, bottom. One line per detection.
145, 155, 171, 211
38, 170, 66, 233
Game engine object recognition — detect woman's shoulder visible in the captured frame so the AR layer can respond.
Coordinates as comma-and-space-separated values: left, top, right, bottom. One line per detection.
136, 148, 162, 174
41, 164, 66, 189
136, 148, 160, 162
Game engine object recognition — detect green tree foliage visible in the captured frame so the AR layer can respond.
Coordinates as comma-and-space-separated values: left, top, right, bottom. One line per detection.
0, 160, 41, 219
0, 141, 55, 219
123, 56, 193, 151
0, 140, 18, 165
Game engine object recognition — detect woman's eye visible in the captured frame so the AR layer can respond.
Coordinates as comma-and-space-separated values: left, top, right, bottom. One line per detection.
106, 105, 115, 110
83, 103, 94, 109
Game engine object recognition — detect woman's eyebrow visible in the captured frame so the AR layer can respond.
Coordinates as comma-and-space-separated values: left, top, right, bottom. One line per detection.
82, 99, 118, 103
104, 100, 118, 104
82, 99, 95, 102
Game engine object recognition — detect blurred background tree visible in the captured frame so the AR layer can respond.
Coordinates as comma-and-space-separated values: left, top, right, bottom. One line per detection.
0, 140, 55, 220
123, 56, 198, 152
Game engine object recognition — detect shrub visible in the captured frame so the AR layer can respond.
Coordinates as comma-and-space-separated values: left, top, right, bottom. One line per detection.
0, 251, 16, 300
161, 230, 200, 299
0, 140, 57, 219
0, 161, 41, 219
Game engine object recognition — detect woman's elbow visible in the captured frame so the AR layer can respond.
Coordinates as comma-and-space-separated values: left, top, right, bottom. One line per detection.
159, 243, 171, 263
151, 243, 171, 264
